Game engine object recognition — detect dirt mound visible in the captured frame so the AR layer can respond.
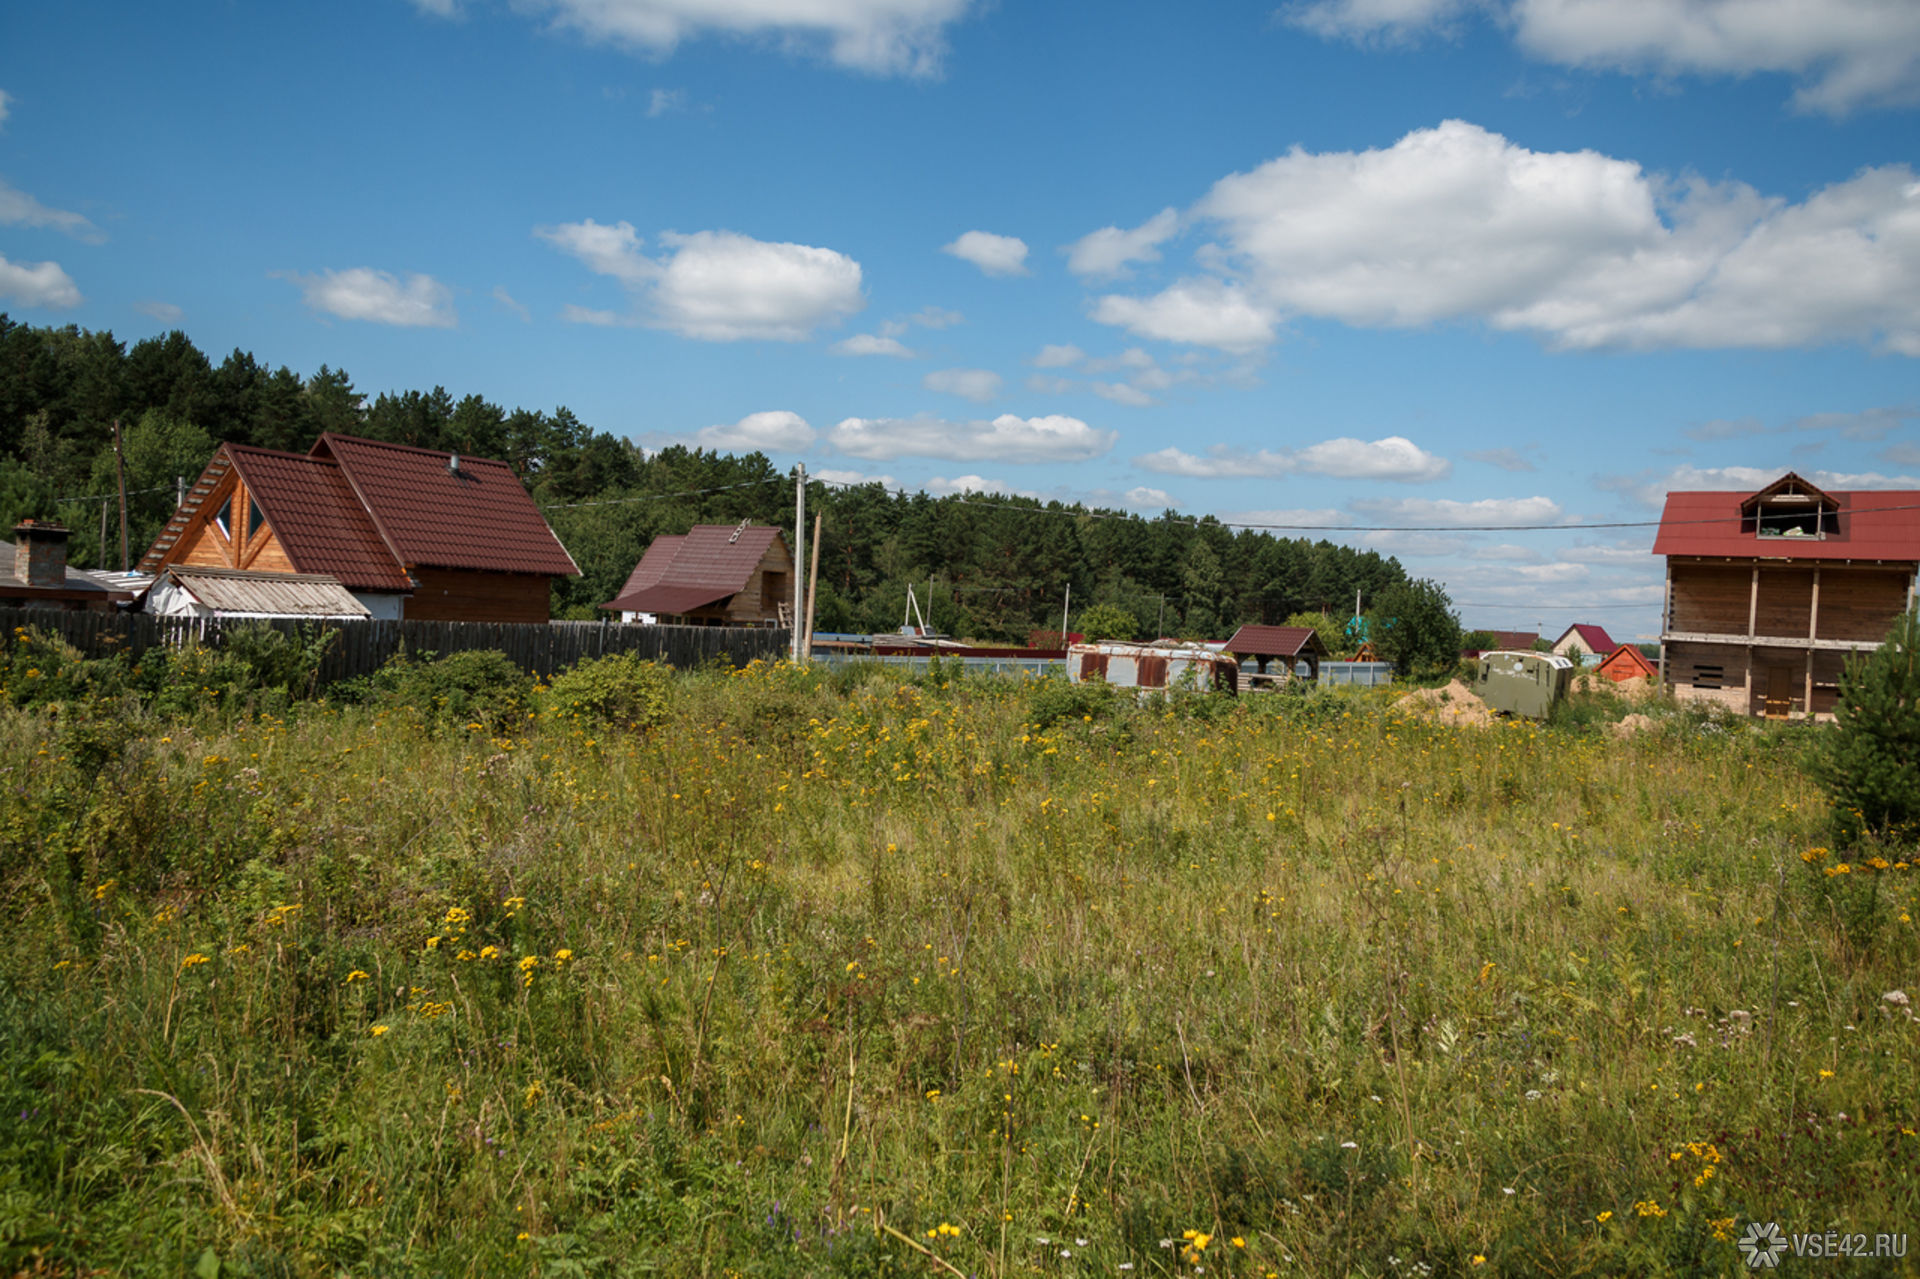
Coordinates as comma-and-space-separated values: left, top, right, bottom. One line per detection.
1574, 672, 1660, 701
1393, 679, 1494, 727
1611, 713, 1655, 738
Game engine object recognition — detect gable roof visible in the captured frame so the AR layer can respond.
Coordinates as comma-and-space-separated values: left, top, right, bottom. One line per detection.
225, 445, 413, 591
314, 433, 580, 577
1224, 624, 1328, 658
1597, 644, 1657, 678
1487, 630, 1539, 650
1653, 477, 1920, 561
1556, 623, 1616, 652
148, 564, 371, 618
601, 524, 785, 614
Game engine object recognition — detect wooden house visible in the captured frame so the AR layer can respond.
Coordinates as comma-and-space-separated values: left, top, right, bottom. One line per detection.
1551, 623, 1617, 663
1594, 644, 1657, 683
600, 523, 794, 627
1653, 471, 1920, 719
138, 434, 579, 623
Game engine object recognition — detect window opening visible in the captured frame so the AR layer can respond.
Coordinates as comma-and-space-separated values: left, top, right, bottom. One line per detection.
215, 495, 233, 538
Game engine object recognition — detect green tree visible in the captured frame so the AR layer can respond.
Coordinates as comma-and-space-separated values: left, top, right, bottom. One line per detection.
1372, 577, 1463, 678
1181, 537, 1227, 638
1284, 610, 1348, 658
1074, 602, 1138, 644
1810, 607, 1920, 845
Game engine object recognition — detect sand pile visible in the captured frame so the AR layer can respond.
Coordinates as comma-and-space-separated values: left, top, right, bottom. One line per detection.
1611, 713, 1655, 739
1392, 679, 1494, 727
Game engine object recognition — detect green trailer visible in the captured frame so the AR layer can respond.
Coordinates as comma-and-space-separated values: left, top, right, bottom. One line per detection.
1471, 650, 1575, 719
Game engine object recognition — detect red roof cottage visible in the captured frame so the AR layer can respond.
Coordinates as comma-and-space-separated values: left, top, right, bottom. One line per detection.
1653, 471, 1920, 719
139, 434, 579, 623
601, 523, 794, 627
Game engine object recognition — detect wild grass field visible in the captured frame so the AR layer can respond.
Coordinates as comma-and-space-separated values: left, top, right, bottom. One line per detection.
2, 643, 1916, 1278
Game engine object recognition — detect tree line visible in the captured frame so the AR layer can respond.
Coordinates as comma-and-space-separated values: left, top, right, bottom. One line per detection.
0, 315, 1463, 660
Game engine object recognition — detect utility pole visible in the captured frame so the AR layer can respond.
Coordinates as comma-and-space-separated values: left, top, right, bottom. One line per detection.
113, 418, 130, 572
803, 512, 822, 663
791, 462, 806, 663
1061, 581, 1071, 644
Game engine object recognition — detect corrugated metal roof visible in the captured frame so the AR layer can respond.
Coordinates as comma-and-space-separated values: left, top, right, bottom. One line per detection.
315, 434, 580, 577
610, 535, 684, 601
1558, 623, 1617, 652
599, 524, 785, 613
605, 582, 738, 615
1223, 624, 1326, 657
226, 445, 414, 591
158, 565, 370, 617
1653, 483, 1920, 561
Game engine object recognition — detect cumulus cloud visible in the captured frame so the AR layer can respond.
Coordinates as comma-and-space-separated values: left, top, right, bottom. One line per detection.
1219, 507, 1353, 529
925, 474, 1019, 496
1286, 0, 1920, 114
539, 219, 864, 340
534, 0, 972, 76
282, 268, 457, 327
942, 230, 1029, 277
1347, 495, 1566, 525
134, 300, 184, 324
1066, 208, 1179, 279
922, 368, 1003, 402
833, 333, 914, 357
1134, 435, 1451, 482
0, 178, 104, 243
695, 409, 817, 452
1601, 462, 1920, 507
1032, 343, 1084, 368
829, 413, 1116, 462
0, 254, 81, 309
1095, 120, 1920, 356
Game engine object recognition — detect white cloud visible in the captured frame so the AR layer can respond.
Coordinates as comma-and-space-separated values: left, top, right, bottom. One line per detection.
815, 467, 899, 489
1792, 405, 1913, 441
1091, 279, 1277, 353
922, 368, 1003, 402
1218, 507, 1353, 529
1287, 0, 1920, 114
942, 230, 1029, 277
1125, 486, 1176, 509
696, 409, 817, 452
830, 413, 1117, 462
1361, 531, 1474, 557
1463, 446, 1538, 472
560, 303, 630, 326
0, 255, 81, 308
1092, 382, 1155, 407
1883, 443, 1920, 467
925, 473, 1018, 496
536, 0, 972, 76
648, 87, 687, 116
1026, 374, 1076, 394
282, 268, 457, 327
1595, 462, 1920, 508
1348, 495, 1566, 526
1105, 120, 1920, 355
1032, 343, 1084, 368
134, 300, 184, 324
492, 286, 532, 322
1468, 543, 1547, 562
539, 220, 865, 340
1134, 435, 1450, 482
909, 305, 963, 328
833, 333, 914, 357
1066, 208, 1179, 278
0, 178, 104, 243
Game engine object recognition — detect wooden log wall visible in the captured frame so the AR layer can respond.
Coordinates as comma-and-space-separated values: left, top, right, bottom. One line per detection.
0, 608, 788, 685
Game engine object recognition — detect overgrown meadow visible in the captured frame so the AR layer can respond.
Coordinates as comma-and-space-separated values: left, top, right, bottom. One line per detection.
3, 638, 1917, 1277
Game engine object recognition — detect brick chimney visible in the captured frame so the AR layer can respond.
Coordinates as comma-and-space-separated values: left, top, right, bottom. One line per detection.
12, 519, 70, 588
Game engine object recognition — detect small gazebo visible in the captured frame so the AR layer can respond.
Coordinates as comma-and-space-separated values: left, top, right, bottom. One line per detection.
1224, 624, 1328, 688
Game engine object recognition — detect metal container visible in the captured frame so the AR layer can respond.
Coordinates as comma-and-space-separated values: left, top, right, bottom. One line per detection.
1068, 642, 1239, 694
1471, 649, 1575, 719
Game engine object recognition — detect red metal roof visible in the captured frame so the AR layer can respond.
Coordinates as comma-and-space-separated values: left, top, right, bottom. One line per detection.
1224, 624, 1327, 657
1487, 630, 1539, 650
612, 535, 684, 600
600, 524, 786, 613
225, 445, 413, 591
1557, 623, 1616, 652
1653, 484, 1920, 562
314, 434, 580, 577
1597, 644, 1657, 680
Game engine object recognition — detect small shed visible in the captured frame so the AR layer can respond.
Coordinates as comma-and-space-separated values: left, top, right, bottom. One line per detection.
1223, 624, 1327, 689
141, 565, 371, 620
600, 522, 794, 627
1595, 644, 1657, 683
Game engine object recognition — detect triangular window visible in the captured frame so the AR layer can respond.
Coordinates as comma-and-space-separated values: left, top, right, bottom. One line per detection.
249, 498, 266, 540
215, 495, 233, 539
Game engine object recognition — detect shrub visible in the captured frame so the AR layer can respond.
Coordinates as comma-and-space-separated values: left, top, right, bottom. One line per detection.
338, 648, 532, 731
1027, 672, 1126, 728
1809, 606, 1920, 845
544, 652, 672, 729
1074, 603, 1138, 644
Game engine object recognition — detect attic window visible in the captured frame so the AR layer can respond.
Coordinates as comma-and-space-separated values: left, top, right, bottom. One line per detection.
248, 498, 266, 539
215, 495, 233, 539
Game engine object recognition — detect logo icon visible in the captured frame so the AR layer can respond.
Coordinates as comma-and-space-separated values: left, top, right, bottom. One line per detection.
1739, 1221, 1789, 1270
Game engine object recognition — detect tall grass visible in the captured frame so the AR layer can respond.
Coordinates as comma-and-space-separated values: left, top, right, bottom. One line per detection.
2, 663, 1915, 1276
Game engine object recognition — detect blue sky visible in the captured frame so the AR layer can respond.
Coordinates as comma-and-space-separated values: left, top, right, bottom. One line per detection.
4, 0, 1918, 640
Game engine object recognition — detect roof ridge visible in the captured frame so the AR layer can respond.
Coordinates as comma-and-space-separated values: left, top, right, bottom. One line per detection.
317, 431, 516, 466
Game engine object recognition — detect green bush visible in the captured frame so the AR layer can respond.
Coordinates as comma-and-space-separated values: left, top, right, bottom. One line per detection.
543, 652, 672, 729
337, 648, 532, 731
1809, 605, 1920, 845
1027, 672, 1127, 728
1073, 602, 1138, 644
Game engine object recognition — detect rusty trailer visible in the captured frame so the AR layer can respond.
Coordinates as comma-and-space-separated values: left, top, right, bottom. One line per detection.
1067, 641, 1239, 694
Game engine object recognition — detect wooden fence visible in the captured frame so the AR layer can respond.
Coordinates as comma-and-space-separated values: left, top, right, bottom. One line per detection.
0, 609, 790, 684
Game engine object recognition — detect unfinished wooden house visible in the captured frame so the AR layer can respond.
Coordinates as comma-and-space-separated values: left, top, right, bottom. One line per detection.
138, 434, 579, 623
600, 523, 794, 627
1653, 472, 1920, 719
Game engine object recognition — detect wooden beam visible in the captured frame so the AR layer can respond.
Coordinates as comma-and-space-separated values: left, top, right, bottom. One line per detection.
1661, 630, 1882, 652
1747, 566, 1759, 639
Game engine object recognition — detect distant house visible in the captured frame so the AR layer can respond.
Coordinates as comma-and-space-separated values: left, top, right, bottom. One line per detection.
1551, 624, 1617, 663
1653, 470, 1920, 719
1224, 624, 1328, 686
138, 434, 579, 623
1463, 629, 1540, 657
1, 520, 123, 612
141, 564, 371, 620
600, 523, 794, 627
1595, 644, 1657, 683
